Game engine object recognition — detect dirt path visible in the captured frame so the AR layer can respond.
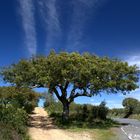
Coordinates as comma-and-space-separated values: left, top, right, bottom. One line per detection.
28, 107, 92, 140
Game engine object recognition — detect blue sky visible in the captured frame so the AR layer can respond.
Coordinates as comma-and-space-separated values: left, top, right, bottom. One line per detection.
0, 0, 140, 108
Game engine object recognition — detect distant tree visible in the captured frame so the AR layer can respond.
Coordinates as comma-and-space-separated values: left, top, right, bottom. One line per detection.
134, 102, 140, 114
122, 98, 139, 118
109, 108, 124, 117
1, 51, 139, 121
98, 101, 108, 120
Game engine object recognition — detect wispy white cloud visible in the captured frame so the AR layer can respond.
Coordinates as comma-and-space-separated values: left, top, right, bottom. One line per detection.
38, 0, 61, 54
106, 100, 123, 108
117, 87, 140, 107
125, 88, 140, 101
90, 98, 123, 109
66, 0, 105, 51
91, 102, 100, 106
107, 89, 140, 108
18, 0, 37, 56
125, 55, 140, 67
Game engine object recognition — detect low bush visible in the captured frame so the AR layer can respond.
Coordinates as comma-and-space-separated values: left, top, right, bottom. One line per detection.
0, 86, 40, 113
0, 106, 29, 140
50, 112, 118, 129
45, 95, 109, 121
129, 114, 140, 120
81, 102, 109, 121
109, 108, 124, 117
0, 86, 40, 140
98, 101, 109, 120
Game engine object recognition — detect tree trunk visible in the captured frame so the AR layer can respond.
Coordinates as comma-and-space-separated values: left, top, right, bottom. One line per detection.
62, 102, 69, 122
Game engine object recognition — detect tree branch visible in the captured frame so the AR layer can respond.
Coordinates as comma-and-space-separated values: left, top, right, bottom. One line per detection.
68, 88, 92, 103
69, 88, 76, 98
53, 87, 62, 101
58, 81, 69, 98
31, 83, 47, 88
64, 81, 69, 91
59, 85, 66, 98
73, 92, 92, 98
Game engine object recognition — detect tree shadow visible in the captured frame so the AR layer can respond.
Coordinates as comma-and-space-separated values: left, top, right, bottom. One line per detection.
28, 114, 57, 130
28, 111, 127, 131
49, 113, 122, 130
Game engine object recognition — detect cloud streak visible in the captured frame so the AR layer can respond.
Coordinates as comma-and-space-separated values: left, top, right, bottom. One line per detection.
66, 0, 105, 51
125, 88, 140, 101
38, 0, 61, 54
125, 55, 140, 67
18, 0, 37, 56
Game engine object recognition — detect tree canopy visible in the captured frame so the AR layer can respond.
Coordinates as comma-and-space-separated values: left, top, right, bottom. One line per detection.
1, 51, 139, 120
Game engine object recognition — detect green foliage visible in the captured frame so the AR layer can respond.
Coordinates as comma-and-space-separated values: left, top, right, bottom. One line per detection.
0, 86, 39, 139
0, 107, 28, 133
134, 102, 140, 114
46, 101, 62, 114
109, 98, 140, 118
44, 92, 55, 107
50, 112, 118, 129
123, 98, 140, 118
0, 106, 29, 140
1, 51, 139, 96
130, 114, 140, 120
98, 101, 109, 120
89, 101, 109, 120
44, 92, 62, 114
46, 99, 109, 121
0, 86, 40, 113
82, 104, 89, 120
109, 108, 125, 117
0, 123, 19, 140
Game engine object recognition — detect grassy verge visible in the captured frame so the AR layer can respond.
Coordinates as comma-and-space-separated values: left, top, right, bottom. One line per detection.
92, 129, 117, 140
65, 128, 117, 140
129, 114, 140, 120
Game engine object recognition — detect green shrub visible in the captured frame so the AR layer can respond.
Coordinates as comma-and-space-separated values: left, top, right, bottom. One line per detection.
46, 101, 62, 114
0, 86, 39, 139
98, 101, 109, 120
109, 108, 124, 117
81, 104, 89, 120
0, 86, 40, 114
0, 106, 29, 140
123, 98, 139, 118
44, 93, 62, 114
90, 106, 99, 119
24, 101, 37, 114
45, 99, 109, 121
0, 122, 20, 140
89, 102, 109, 120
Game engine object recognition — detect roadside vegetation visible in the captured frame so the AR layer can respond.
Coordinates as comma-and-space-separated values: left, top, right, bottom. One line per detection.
0, 87, 40, 140
109, 98, 140, 120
